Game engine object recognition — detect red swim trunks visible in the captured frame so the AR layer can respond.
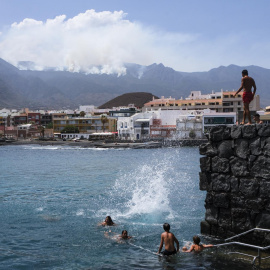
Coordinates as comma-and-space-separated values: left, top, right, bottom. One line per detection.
242, 92, 253, 104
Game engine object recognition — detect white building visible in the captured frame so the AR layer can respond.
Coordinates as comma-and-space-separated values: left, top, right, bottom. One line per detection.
203, 111, 236, 133
176, 110, 204, 139
117, 111, 156, 140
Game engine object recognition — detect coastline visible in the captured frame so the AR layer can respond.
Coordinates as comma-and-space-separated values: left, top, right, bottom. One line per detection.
0, 139, 207, 148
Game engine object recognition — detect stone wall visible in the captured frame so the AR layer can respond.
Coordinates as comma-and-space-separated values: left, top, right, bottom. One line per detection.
199, 124, 270, 243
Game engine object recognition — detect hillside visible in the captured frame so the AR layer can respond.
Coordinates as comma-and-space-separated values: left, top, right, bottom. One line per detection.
98, 92, 159, 109
0, 58, 269, 109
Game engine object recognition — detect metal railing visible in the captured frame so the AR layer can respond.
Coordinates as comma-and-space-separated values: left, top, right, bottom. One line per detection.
214, 228, 270, 268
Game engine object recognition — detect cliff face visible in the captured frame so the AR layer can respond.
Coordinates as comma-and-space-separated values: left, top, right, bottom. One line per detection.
199, 125, 270, 244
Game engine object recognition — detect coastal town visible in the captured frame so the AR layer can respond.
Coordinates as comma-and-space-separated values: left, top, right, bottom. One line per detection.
0, 89, 269, 144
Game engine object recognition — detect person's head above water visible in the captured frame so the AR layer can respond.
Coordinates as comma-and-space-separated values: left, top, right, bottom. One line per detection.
121, 230, 129, 239
193, 235, 201, 245
104, 216, 114, 225
163, 223, 170, 232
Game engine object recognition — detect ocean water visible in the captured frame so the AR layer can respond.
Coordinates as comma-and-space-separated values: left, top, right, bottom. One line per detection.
0, 145, 250, 270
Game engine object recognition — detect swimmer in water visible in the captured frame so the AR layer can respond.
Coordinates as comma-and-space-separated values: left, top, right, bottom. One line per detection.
100, 216, 115, 226
182, 235, 213, 252
157, 223, 179, 256
104, 230, 132, 242
119, 230, 132, 240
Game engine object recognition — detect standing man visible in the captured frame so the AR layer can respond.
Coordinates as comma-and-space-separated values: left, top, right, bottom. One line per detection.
157, 223, 179, 256
234, 69, 257, 125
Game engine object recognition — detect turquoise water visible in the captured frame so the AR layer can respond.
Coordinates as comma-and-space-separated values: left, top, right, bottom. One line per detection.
0, 145, 249, 269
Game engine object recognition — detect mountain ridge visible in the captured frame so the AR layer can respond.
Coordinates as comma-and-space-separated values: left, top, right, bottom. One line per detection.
0, 58, 269, 109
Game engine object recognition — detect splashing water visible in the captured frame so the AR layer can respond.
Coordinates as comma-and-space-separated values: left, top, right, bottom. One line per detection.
125, 163, 171, 216
99, 152, 182, 221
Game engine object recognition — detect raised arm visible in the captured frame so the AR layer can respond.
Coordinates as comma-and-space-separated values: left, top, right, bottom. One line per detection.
183, 244, 195, 253
202, 244, 213, 248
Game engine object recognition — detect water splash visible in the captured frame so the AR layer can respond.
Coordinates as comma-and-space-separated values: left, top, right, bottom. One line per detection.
99, 152, 182, 221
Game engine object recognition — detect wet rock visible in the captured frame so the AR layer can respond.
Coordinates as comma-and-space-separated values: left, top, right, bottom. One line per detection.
242, 125, 257, 139
217, 140, 234, 158
230, 157, 249, 177
200, 157, 211, 172
211, 156, 230, 173
200, 124, 270, 240
235, 139, 249, 159
245, 198, 264, 211
255, 212, 270, 228
199, 142, 218, 157
218, 208, 231, 229
205, 206, 218, 225
231, 125, 242, 139
259, 180, 270, 198
239, 178, 259, 197
258, 125, 270, 137
210, 126, 231, 141
230, 176, 239, 193
211, 173, 231, 192
213, 193, 230, 208
231, 196, 246, 208
249, 137, 262, 156
251, 156, 270, 179
199, 172, 211, 191
200, 221, 211, 235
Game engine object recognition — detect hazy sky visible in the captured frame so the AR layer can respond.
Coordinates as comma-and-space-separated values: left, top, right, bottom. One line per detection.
0, 0, 269, 74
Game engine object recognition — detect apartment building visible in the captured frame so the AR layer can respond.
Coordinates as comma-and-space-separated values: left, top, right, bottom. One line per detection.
143, 90, 260, 113
53, 115, 117, 134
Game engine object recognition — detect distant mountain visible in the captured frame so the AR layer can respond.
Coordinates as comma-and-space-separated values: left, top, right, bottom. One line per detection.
0, 58, 269, 109
99, 92, 159, 109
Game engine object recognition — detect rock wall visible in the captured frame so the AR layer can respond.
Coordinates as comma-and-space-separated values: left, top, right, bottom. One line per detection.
199, 124, 270, 242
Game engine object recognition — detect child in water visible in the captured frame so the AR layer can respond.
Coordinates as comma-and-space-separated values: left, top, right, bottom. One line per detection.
119, 230, 132, 240
182, 235, 213, 252
100, 216, 115, 226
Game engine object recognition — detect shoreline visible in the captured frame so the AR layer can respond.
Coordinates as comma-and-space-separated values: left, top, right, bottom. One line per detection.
0, 139, 207, 148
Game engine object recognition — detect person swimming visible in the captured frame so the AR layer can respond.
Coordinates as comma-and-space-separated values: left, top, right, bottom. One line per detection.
100, 216, 115, 226
182, 235, 213, 253
120, 230, 132, 240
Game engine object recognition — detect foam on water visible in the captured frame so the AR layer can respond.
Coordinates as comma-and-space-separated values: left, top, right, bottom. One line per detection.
76, 209, 85, 216
98, 152, 183, 221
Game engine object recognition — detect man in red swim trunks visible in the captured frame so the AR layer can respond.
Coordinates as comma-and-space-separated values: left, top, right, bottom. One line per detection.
234, 69, 257, 125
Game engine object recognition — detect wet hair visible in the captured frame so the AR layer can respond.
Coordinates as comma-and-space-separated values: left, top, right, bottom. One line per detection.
242, 69, 248, 76
254, 113, 260, 118
163, 223, 170, 231
193, 235, 201, 245
105, 216, 114, 225
122, 230, 128, 235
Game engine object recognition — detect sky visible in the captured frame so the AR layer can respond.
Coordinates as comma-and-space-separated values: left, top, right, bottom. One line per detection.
0, 0, 269, 74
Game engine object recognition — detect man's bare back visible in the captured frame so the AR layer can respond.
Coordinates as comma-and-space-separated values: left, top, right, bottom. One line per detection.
157, 223, 179, 255
240, 76, 256, 93
162, 232, 177, 251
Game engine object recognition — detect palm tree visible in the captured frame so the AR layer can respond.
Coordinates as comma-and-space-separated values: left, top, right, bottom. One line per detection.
100, 114, 108, 132
39, 125, 45, 138
80, 111, 86, 117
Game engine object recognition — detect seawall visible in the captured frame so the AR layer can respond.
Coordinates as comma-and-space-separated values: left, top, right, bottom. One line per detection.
199, 124, 270, 244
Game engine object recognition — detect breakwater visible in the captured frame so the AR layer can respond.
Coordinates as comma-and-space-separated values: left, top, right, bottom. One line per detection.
199, 124, 270, 245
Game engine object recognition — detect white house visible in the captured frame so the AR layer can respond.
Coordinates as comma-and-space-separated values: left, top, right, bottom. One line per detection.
176, 110, 204, 139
